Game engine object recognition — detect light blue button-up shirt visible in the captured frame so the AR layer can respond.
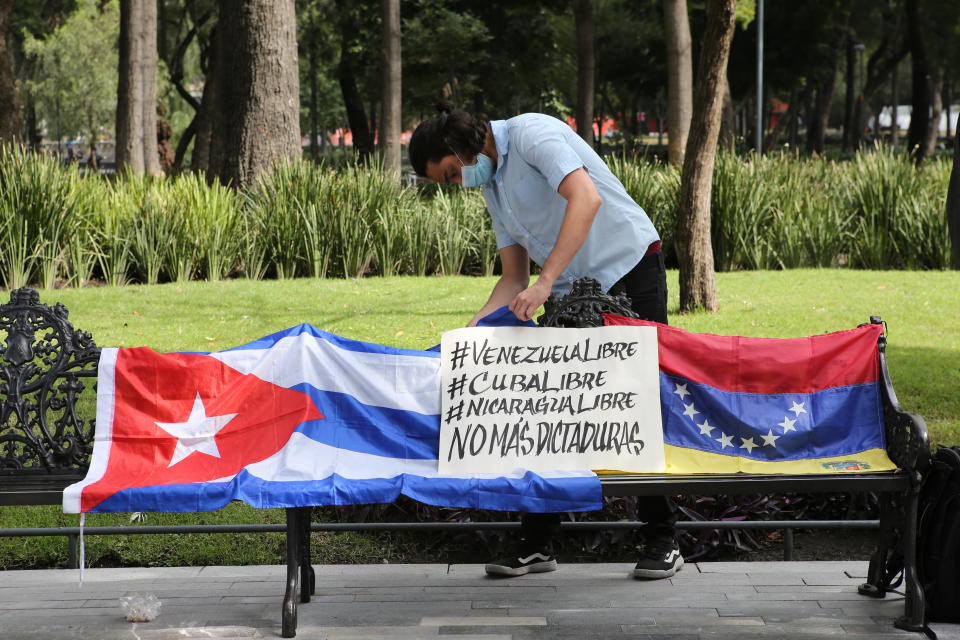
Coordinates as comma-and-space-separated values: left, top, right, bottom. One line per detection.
481, 114, 660, 296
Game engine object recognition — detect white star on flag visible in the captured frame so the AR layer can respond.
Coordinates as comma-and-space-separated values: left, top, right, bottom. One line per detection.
697, 419, 716, 436
789, 401, 807, 417
673, 382, 691, 400
682, 403, 700, 419
155, 393, 238, 467
716, 432, 734, 449
778, 416, 797, 433
761, 429, 781, 447
739, 436, 758, 453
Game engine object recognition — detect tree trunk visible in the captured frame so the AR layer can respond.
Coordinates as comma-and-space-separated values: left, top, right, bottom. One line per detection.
192, 25, 218, 173
208, 0, 301, 188
945, 78, 952, 140
891, 58, 900, 150
906, 0, 930, 160
663, 0, 693, 166
789, 87, 804, 147
174, 116, 197, 171
655, 96, 664, 148
948, 131, 960, 269
141, 0, 161, 175
116, 0, 160, 174
719, 77, 735, 151
806, 68, 837, 155
338, 40, 373, 161
26, 99, 40, 149
116, 0, 145, 174
676, 0, 736, 313
923, 66, 944, 158
0, 0, 19, 143
764, 86, 801, 152
308, 32, 320, 163
381, 0, 401, 175
573, 0, 595, 148
843, 38, 857, 152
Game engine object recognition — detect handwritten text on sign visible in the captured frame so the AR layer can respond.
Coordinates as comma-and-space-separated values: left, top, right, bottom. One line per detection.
438, 326, 664, 474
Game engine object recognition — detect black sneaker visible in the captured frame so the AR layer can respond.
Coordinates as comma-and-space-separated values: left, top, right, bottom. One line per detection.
485, 548, 558, 577
632, 540, 683, 579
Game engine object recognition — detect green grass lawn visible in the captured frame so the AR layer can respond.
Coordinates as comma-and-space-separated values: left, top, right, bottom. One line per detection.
2, 270, 957, 569
40, 269, 959, 444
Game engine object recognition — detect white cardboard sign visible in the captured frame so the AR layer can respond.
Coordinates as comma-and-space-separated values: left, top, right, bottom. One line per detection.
438, 325, 664, 474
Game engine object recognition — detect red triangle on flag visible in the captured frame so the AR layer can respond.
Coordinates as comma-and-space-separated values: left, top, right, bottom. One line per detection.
81, 348, 323, 512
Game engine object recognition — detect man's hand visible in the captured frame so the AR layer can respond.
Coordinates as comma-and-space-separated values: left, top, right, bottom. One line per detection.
509, 279, 552, 322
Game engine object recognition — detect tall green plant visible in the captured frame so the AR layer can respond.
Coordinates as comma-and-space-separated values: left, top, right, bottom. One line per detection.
170, 175, 241, 281
245, 163, 309, 279
842, 147, 949, 270
432, 188, 474, 276
0, 145, 96, 289
118, 175, 168, 285
711, 152, 779, 271
608, 155, 680, 261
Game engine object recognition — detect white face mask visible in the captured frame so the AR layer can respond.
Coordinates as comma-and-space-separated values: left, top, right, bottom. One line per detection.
454, 151, 494, 187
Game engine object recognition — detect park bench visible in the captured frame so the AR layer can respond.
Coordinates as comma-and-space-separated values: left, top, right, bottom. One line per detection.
0, 283, 930, 638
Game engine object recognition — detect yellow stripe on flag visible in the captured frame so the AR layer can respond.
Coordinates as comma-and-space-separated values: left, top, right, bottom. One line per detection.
595, 445, 895, 475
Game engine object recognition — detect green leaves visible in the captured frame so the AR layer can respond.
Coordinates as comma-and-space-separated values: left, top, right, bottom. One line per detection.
611, 149, 952, 272
0, 147, 951, 292
0, 145, 98, 289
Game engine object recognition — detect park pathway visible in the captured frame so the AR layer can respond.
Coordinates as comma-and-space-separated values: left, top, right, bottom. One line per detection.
1, 561, 958, 639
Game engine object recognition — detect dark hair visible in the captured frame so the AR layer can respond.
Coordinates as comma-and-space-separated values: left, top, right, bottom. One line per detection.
409, 101, 489, 177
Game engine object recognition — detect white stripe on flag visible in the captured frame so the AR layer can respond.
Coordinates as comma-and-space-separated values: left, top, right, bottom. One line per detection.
209, 333, 440, 415
245, 432, 595, 482
63, 348, 119, 514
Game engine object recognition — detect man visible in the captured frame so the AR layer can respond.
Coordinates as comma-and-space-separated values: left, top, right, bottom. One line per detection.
410, 104, 681, 579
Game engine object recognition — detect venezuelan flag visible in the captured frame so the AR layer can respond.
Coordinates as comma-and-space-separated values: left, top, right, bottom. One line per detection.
603, 316, 894, 475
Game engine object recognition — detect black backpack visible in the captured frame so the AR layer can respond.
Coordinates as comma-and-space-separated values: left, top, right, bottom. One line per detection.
917, 446, 960, 623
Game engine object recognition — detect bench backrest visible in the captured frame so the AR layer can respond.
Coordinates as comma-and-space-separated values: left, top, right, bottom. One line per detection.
0, 287, 100, 481
0, 280, 927, 485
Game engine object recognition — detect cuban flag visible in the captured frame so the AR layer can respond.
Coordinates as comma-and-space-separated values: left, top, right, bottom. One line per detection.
603, 315, 894, 474
63, 311, 601, 515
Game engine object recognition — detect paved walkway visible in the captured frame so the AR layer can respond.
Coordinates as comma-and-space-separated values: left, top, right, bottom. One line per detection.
1, 561, 958, 639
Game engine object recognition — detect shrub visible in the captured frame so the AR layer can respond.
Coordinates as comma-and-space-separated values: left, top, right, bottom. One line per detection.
1, 146, 951, 291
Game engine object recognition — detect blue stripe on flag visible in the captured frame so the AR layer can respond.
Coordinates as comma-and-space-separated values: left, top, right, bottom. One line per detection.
221, 323, 440, 359
87, 470, 602, 513
661, 373, 885, 460
291, 383, 440, 460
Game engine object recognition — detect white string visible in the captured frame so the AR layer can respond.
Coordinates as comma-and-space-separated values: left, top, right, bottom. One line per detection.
78, 512, 86, 588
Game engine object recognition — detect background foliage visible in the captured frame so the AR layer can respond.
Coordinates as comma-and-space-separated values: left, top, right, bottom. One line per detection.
0, 144, 950, 293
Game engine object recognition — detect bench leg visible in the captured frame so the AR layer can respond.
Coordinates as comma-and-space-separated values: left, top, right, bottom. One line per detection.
299, 506, 314, 602
859, 492, 897, 598
895, 488, 926, 632
282, 507, 301, 638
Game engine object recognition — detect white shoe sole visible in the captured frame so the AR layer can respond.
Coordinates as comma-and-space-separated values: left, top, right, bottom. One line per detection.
485, 559, 558, 577
632, 555, 684, 579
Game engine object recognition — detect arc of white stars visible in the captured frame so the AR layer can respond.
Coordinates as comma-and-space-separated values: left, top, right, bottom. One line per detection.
697, 419, 716, 436
789, 401, 807, 417
673, 382, 691, 400
715, 432, 734, 449
778, 416, 797, 433
761, 429, 781, 447
739, 436, 758, 453
682, 403, 700, 419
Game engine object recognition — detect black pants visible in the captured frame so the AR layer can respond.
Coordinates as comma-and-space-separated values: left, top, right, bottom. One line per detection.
522, 249, 678, 546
